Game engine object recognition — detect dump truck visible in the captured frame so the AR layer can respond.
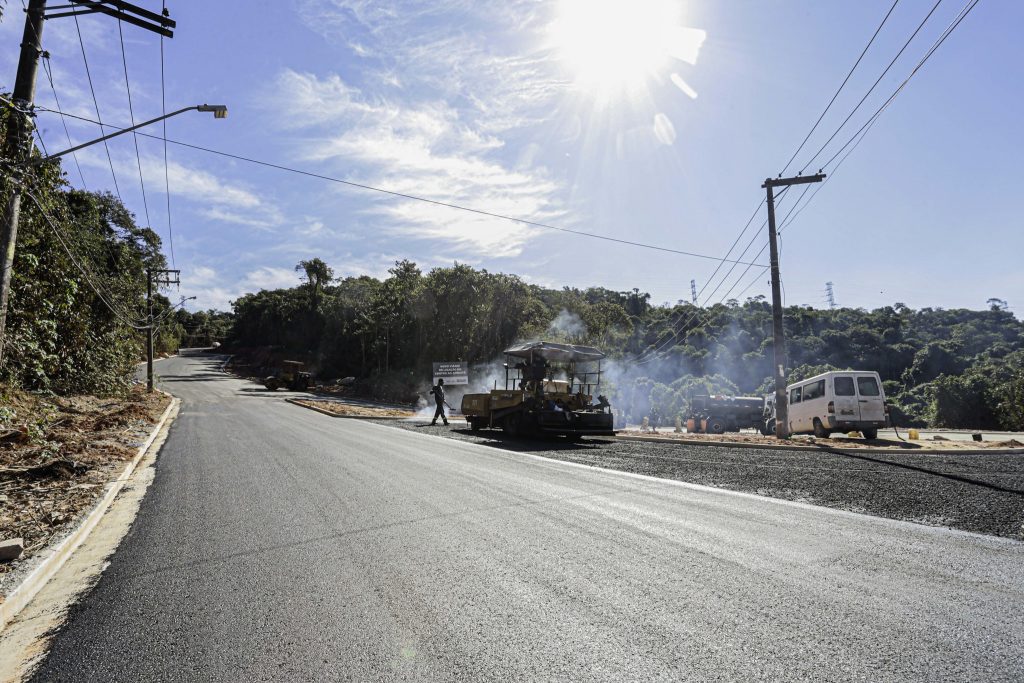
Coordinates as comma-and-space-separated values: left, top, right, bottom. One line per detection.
685, 394, 766, 434
263, 360, 313, 391
460, 341, 615, 439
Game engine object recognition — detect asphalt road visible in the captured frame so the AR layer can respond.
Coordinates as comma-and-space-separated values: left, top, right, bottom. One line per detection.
32, 353, 1024, 681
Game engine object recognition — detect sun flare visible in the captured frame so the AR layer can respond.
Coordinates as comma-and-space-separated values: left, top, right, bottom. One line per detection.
549, 0, 705, 92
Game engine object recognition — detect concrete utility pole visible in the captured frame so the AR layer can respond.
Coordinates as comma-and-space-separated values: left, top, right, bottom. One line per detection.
762, 173, 825, 438
147, 268, 179, 392
0, 0, 175, 367
0, 0, 47, 367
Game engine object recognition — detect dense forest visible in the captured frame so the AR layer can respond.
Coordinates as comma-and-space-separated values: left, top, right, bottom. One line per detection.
0, 102, 227, 395
228, 259, 1024, 431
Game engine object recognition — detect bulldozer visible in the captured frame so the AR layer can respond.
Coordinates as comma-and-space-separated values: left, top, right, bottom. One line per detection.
460, 341, 615, 440
263, 360, 313, 391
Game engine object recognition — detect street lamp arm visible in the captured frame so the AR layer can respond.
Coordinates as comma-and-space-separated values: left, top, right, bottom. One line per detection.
33, 104, 227, 164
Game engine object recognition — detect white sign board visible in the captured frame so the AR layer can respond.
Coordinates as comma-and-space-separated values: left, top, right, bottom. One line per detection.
432, 361, 469, 386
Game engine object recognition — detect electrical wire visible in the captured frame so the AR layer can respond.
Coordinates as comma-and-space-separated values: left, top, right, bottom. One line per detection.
41, 56, 88, 189
72, 11, 124, 203
800, 0, 944, 173
160, 0, 175, 268
32, 108, 768, 268
22, 188, 150, 330
117, 11, 153, 232
780, 0, 901, 175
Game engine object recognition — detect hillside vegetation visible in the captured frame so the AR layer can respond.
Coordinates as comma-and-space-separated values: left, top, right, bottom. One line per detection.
228, 259, 1024, 430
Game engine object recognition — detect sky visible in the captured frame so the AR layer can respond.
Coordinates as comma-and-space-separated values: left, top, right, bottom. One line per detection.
2, 0, 1021, 314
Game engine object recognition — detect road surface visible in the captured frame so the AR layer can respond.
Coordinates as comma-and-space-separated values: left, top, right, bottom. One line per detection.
31, 353, 1024, 681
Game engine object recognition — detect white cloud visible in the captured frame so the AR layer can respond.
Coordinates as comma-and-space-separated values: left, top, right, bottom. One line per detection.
244, 266, 300, 291
270, 69, 564, 257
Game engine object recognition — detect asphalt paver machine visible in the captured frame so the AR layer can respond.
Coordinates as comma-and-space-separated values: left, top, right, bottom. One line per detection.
460, 341, 615, 439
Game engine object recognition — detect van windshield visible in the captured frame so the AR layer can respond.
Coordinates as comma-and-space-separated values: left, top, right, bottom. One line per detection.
834, 377, 855, 396
857, 376, 880, 396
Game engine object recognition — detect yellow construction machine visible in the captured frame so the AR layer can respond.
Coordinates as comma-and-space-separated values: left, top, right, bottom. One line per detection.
460, 341, 615, 440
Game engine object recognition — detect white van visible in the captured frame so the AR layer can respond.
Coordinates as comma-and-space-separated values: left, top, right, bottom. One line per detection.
783, 370, 887, 439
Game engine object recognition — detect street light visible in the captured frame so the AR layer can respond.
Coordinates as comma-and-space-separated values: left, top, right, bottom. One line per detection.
34, 103, 228, 163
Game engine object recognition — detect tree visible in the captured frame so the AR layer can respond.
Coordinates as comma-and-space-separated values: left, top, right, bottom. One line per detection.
295, 258, 334, 310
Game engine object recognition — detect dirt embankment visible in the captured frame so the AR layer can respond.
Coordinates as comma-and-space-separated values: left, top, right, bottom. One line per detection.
0, 385, 170, 576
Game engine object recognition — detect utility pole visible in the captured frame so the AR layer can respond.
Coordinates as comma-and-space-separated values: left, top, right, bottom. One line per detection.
762, 173, 825, 438
690, 279, 697, 304
0, 0, 174, 367
147, 268, 179, 391
0, 0, 47, 368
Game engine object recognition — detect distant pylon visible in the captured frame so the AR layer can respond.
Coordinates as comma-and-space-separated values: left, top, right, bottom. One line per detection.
825, 281, 836, 310
690, 279, 697, 304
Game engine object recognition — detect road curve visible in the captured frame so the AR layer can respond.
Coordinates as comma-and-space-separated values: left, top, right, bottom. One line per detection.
32, 353, 1024, 681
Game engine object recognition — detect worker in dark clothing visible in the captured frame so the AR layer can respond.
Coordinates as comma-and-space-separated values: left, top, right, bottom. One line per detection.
429, 378, 449, 426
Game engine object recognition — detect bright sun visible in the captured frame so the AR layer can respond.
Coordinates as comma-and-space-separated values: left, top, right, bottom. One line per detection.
550, 0, 705, 93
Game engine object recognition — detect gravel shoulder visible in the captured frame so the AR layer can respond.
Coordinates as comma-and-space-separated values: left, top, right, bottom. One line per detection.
375, 419, 1024, 540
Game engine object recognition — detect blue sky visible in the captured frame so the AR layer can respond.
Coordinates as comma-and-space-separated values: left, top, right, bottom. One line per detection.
2, 0, 1021, 313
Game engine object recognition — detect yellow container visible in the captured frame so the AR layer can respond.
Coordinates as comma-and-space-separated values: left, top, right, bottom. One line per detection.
908, 428, 920, 440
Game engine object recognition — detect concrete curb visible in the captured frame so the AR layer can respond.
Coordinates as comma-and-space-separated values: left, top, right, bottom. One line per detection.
0, 393, 180, 633
286, 398, 467, 423
612, 434, 1024, 455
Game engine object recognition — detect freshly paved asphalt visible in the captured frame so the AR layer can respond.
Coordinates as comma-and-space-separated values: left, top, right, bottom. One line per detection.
32, 353, 1024, 681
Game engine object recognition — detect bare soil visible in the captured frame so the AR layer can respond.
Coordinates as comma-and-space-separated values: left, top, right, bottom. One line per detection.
0, 385, 170, 576
292, 399, 416, 418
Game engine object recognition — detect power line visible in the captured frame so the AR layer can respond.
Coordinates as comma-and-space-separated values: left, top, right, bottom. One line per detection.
72, 11, 124, 203
33, 108, 768, 268
160, 0, 175, 268
22, 188, 149, 329
821, 0, 980, 170
780, 0, 901, 175
117, 12, 153, 232
800, 0, 944, 173
41, 56, 88, 189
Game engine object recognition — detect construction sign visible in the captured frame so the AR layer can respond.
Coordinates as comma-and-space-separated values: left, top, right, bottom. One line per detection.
432, 362, 469, 386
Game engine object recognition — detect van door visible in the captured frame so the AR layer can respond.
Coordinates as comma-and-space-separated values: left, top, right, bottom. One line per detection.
831, 375, 859, 423
855, 374, 885, 423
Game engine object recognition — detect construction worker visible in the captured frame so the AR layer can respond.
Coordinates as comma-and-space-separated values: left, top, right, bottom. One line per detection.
429, 378, 449, 426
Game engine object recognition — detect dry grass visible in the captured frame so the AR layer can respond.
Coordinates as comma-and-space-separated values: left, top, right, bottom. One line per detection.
0, 385, 170, 574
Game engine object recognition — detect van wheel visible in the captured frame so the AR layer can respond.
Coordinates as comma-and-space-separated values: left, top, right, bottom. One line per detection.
705, 416, 725, 435
763, 419, 776, 436
813, 418, 831, 439
862, 427, 878, 440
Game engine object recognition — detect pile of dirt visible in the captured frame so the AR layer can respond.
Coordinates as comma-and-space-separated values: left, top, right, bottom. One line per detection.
293, 399, 415, 418
0, 385, 170, 576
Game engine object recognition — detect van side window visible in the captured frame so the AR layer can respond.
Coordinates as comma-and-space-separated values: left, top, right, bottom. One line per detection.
857, 376, 880, 396
834, 377, 855, 396
790, 387, 801, 404
803, 379, 825, 401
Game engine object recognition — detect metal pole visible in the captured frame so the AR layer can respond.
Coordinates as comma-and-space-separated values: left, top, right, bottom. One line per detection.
765, 182, 789, 438
0, 0, 47, 367
147, 269, 154, 392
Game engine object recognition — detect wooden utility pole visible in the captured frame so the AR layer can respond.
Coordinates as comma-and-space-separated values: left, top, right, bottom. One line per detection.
147, 268, 179, 391
762, 173, 825, 438
0, 0, 47, 367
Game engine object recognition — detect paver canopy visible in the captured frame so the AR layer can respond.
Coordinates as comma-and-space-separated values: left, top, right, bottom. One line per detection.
503, 341, 606, 362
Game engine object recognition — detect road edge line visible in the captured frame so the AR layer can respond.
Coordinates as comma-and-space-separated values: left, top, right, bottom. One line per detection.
0, 394, 180, 633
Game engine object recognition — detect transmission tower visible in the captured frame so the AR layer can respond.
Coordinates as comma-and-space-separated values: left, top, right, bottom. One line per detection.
825, 281, 836, 310
690, 279, 697, 304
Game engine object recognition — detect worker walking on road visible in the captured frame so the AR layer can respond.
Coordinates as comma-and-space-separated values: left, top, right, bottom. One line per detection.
429, 378, 449, 426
